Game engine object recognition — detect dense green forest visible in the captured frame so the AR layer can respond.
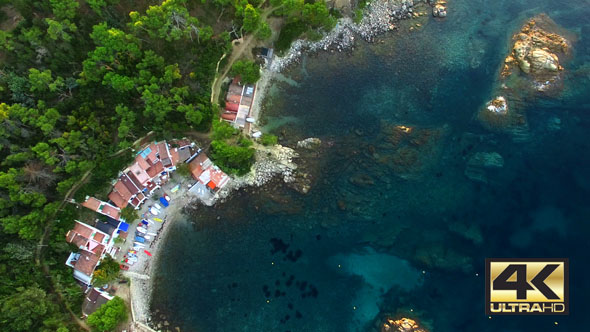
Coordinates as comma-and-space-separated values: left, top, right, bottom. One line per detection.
0, 0, 340, 330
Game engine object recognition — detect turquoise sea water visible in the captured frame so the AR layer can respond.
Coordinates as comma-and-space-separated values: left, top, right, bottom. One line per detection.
152, 0, 590, 331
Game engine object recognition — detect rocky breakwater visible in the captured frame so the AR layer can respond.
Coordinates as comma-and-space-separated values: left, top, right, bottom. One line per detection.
478, 14, 572, 135
271, 0, 440, 72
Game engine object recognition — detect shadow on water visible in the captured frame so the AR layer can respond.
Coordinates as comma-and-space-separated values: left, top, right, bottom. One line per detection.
152, 0, 590, 331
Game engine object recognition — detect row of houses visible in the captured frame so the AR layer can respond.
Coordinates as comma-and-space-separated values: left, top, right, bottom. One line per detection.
64, 140, 230, 288
221, 76, 256, 128
108, 139, 194, 210
64, 140, 192, 287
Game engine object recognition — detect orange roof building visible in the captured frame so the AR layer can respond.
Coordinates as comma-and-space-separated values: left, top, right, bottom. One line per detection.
81, 197, 121, 221
65, 221, 112, 285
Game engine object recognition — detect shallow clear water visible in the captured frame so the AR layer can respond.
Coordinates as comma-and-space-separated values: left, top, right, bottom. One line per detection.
152, 0, 590, 331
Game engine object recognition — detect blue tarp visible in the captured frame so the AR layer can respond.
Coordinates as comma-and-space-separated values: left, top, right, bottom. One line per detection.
118, 222, 129, 232
159, 197, 169, 207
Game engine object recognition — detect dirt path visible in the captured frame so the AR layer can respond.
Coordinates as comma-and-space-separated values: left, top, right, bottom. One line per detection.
210, 5, 281, 105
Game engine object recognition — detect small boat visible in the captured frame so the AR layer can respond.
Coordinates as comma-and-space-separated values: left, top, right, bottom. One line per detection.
134, 236, 145, 243
154, 218, 163, 222
136, 227, 147, 234
147, 219, 156, 224
144, 250, 152, 257
246, 117, 255, 123
163, 193, 171, 201
159, 197, 169, 207
142, 235, 152, 240
147, 232, 157, 236
149, 207, 159, 215
154, 203, 162, 210
141, 219, 150, 226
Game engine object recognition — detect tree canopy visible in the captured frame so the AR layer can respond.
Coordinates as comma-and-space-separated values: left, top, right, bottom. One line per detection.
87, 296, 127, 331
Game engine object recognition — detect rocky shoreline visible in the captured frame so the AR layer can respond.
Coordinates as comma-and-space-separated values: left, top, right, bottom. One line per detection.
138, 1, 448, 329
270, 0, 443, 72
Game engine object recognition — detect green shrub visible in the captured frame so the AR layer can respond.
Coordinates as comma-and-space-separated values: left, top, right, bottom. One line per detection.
276, 20, 308, 53
231, 60, 260, 84
87, 296, 127, 331
259, 134, 278, 146
210, 140, 255, 175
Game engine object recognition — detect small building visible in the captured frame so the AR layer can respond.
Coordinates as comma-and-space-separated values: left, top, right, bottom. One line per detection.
82, 288, 113, 317
82, 197, 121, 221
188, 153, 230, 192
65, 221, 111, 285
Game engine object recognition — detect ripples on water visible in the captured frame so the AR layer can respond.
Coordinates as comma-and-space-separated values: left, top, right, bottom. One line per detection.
152, 0, 590, 331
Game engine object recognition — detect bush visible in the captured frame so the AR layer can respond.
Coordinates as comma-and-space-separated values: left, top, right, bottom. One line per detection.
210, 140, 255, 175
175, 162, 191, 178
231, 60, 260, 84
276, 20, 307, 53
259, 134, 278, 146
87, 296, 127, 332
211, 120, 237, 140
91, 257, 120, 288
120, 206, 138, 223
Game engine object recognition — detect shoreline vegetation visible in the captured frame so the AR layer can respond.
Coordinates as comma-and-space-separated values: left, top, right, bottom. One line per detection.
0, 0, 446, 331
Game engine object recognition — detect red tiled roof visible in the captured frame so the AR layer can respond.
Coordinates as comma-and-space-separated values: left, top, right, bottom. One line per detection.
146, 143, 159, 165
126, 171, 145, 191
93, 232, 105, 243
99, 203, 121, 220
130, 196, 140, 208
189, 154, 211, 180
128, 163, 150, 186
113, 180, 133, 201
120, 174, 141, 194
221, 112, 237, 121
108, 191, 128, 209
136, 192, 146, 201
135, 154, 151, 170
227, 94, 241, 103
88, 243, 105, 255
81, 197, 101, 212
146, 161, 164, 178
225, 102, 239, 112
73, 251, 100, 276
209, 167, 229, 189
67, 233, 88, 248
170, 148, 180, 166
71, 221, 94, 238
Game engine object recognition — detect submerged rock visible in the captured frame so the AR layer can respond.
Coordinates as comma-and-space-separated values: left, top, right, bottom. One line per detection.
431, 1, 447, 18
297, 137, 322, 149
464, 152, 504, 183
